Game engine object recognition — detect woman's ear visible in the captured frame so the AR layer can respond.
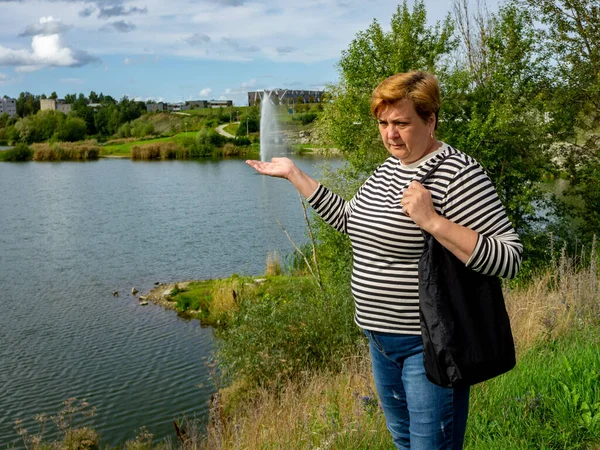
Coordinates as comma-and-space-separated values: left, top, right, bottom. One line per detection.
429, 112, 437, 132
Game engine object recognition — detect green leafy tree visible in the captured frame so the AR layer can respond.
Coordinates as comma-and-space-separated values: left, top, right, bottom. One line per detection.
16, 92, 41, 118
15, 110, 65, 143
520, 0, 600, 239
236, 106, 259, 136
441, 3, 553, 236
49, 91, 58, 100
64, 93, 77, 104
56, 116, 87, 142
317, 0, 456, 174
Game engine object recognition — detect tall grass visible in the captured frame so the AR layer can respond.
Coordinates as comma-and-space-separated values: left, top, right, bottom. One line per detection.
30, 141, 100, 161
204, 239, 600, 450
131, 142, 179, 160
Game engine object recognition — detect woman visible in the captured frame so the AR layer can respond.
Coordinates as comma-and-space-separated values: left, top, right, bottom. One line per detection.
246, 71, 522, 450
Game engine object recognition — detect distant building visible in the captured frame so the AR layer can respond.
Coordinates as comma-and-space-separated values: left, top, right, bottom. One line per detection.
208, 99, 233, 108
87, 103, 102, 110
247, 89, 324, 106
146, 102, 166, 112
186, 100, 208, 109
167, 103, 185, 112
40, 98, 71, 114
0, 96, 17, 117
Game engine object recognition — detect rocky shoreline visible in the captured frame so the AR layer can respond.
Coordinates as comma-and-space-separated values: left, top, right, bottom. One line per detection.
142, 280, 200, 315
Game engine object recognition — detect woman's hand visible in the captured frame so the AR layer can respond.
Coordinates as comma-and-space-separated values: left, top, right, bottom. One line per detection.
245, 157, 296, 179
246, 157, 319, 198
401, 181, 441, 231
402, 180, 478, 263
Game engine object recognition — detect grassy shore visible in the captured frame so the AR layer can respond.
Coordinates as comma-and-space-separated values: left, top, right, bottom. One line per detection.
11, 243, 599, 449
124, 242, 600, 450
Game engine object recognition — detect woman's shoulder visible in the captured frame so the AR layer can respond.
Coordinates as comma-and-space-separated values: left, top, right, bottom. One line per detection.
438, 143, 487, 176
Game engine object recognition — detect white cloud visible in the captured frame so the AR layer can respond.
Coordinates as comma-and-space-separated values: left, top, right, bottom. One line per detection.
199, 87, 212, 96
19, 16, 72, 37
0, 16, 98, 72
0, 73, 10, 84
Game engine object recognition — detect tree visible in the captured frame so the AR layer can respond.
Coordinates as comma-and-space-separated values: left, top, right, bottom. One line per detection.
64, 93, 77, 104
520, 0, 600, 239
440, 2, 554, 257
15, 110, 65, 143
317, 0, 456, 173
50, 91, 58, 100
16, 92, 40, 118
56, 116, 87, 142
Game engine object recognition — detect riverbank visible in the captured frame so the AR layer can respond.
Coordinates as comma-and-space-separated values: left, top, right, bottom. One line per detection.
142, 249, 600, 450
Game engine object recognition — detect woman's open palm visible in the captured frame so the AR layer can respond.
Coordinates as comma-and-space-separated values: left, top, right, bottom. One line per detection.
245, 157, 296, 179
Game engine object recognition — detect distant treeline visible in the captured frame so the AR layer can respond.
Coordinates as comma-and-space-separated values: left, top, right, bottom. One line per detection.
0, 93, 147, 145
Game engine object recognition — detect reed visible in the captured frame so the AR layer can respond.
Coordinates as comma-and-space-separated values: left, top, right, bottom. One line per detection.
131, 142, 178, 160
31, 141, 100, 161
265, 249, 283, 276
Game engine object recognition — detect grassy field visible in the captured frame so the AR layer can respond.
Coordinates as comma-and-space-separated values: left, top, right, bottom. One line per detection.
99, 132, 200, 157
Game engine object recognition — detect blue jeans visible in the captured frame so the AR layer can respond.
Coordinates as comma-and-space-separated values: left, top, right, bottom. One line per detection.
364, 330, 470, 450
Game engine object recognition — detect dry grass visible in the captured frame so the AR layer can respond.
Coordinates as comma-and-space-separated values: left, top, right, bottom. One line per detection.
31, 141, 100, 161
507, 238, 599, 352
204, 346, 388, 450
131, 142, 178, 160
208, 278, 242, 324
266, 250, 283, 276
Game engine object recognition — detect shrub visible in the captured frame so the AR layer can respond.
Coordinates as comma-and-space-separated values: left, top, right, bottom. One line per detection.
294, 112, 318, 125
216, 276, 360, 388
0, 143, 33, 161
31, 142, 99, 161
235, 136, 251, 146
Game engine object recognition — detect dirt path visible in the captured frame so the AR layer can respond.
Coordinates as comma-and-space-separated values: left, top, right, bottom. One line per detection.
215, 123, 238, 138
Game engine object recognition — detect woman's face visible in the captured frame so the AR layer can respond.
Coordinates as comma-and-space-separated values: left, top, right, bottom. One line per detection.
377, 99, 436, 164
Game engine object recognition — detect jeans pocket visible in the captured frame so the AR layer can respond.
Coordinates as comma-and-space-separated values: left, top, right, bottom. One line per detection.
365, 330, 387, 355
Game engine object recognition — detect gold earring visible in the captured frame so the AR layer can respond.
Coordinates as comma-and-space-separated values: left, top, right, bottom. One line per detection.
430, 132, 434, 139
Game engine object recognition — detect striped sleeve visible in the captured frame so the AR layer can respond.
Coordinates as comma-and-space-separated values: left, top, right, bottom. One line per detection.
442, 160, 523, 279
307, 184, 356, 234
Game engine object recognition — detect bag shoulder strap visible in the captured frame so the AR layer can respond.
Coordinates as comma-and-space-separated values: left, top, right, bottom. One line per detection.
418, 154, 448, 185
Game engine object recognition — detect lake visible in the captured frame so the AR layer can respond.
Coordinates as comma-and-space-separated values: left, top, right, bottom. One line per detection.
0, 155, 342, 447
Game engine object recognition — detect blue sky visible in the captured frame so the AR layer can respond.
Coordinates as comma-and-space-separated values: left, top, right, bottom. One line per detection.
0, 0, 494, 105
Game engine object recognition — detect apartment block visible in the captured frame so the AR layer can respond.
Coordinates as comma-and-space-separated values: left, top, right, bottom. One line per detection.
0, 96, 17, 117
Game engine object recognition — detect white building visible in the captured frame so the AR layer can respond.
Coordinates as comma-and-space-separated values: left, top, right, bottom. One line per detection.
0, 96, 17, 117
40, 98, 72, 114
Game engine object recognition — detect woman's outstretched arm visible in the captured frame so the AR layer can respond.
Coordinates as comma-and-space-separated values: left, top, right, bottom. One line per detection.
246, 157, 319, 198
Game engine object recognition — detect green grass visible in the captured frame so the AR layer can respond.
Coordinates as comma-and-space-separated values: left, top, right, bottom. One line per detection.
465, 325, 600, 449
100, 132, 201, 157
168, 275, 316, 326
223, 123, 239, 135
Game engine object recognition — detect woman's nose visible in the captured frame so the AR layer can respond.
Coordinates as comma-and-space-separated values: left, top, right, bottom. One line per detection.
387, 125, 400, 139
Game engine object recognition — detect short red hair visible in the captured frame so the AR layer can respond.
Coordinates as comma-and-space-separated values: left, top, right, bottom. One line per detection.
371, 71, 440, 129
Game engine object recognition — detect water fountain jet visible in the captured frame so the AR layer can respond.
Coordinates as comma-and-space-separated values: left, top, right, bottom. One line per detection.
259, 91, 280, 161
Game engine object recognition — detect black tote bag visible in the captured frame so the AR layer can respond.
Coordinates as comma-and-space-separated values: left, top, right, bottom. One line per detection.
417, 157, 516, 388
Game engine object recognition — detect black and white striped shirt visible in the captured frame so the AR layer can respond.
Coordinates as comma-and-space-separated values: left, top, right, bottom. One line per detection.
307, 143, 523, 335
